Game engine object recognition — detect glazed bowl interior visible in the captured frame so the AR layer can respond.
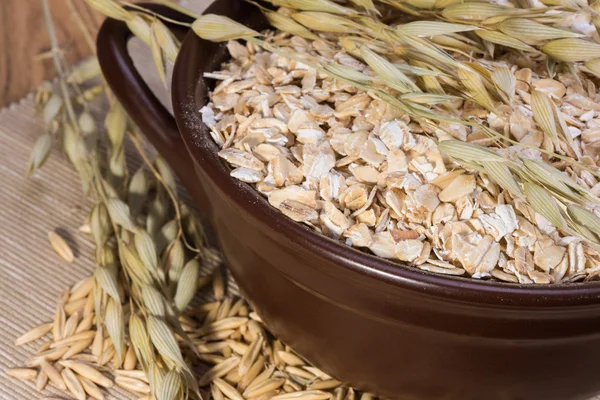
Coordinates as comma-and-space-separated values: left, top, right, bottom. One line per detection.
172, 0, 600, 308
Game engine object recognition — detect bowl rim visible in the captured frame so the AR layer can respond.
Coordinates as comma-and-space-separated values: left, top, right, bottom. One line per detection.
171, 1, 600, 309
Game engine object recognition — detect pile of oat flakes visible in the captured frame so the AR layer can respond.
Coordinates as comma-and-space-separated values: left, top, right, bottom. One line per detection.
200, 34, 600, 284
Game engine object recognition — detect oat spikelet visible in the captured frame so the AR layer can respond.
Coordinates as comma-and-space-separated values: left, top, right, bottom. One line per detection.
68, 58, 101, 84
542, 38, 600, 62
141, 284, 166, 317
152, 19, 180, 62
474, 30, 535, 52
158, 369, 184, 400
360, 47, 420, 93
106, 198, 135, 231
498, 19, 582, 41
94, 266, 120, 302
175, 259, 200, 312
27, 133, 52, 176
166, 239, 185, 283
266, 12, 320, 40
129, 314, 153, 369
192, 14, 260, 41
397, 21, 478, 36
134, 229, 159, 278
146, 316, 186, 368
273, 0, 355, 14
126, 15, 152, 47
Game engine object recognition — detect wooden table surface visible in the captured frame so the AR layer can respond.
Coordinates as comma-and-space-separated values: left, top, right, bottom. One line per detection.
0, 1, 102, 107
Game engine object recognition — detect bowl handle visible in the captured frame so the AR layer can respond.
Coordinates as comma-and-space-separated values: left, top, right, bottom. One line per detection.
96, 5, 209, 208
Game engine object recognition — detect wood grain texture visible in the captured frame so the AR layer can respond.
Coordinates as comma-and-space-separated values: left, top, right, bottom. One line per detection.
0, 0, 102, 107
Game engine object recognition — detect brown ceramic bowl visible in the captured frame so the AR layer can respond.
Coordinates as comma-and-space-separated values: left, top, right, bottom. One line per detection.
97, 3, 600, 399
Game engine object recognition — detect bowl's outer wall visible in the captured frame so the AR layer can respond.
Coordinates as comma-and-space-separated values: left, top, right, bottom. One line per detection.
98, 0, 600, 398
172, 1, 600, 396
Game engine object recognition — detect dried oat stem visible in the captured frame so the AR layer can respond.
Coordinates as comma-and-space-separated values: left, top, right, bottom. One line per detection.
66, 0, 96, 53
40, 0, 80, 132
119, 1, 194, 27
154, 0, 201, 19
65, 0, 115, 103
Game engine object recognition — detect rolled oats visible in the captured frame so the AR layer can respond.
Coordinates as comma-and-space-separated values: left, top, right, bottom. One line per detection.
201, 33, 600, 284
